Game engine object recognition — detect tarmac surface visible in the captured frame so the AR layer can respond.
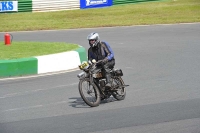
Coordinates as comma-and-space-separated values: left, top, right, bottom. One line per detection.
0, 23, 200, 133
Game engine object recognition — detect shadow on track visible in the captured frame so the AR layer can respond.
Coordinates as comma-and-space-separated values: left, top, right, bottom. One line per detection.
69, 97, 117, 108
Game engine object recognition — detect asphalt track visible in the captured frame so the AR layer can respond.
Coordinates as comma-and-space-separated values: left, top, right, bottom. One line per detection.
0, 23, 200, 133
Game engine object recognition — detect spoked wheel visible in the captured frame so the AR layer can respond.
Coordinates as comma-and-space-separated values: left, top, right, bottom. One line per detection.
78, 79, 101, 107
112, 77, 126, 100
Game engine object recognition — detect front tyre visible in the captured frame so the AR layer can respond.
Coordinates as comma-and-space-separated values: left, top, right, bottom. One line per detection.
79, 79, 101, 107
112, 77, 126, 100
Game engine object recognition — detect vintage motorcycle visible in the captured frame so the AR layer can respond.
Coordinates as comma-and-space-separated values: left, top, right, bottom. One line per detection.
77, 59, 129, 107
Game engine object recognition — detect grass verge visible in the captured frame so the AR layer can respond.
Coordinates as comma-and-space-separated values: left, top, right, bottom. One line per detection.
0, 41, 79, 60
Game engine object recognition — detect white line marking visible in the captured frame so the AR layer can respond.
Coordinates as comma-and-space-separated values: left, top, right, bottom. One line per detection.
1, 101, 68, 113
125, 67, 134, 69
0, 82, 78, 99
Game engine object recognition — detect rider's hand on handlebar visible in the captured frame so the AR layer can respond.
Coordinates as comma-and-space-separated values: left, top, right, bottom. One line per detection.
102, 58, 108, 64
96, 58, 108, 66
96, 60, 103, 66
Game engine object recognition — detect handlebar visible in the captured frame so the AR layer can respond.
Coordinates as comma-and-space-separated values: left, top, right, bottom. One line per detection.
88, 60, 103, 73
95, 60, 104, 66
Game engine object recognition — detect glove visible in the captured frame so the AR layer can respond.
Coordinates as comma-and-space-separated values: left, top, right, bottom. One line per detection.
96, 60, 102, 66
102, 58, 108, 64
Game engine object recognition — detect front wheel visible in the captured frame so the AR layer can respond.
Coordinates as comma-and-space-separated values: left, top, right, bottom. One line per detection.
112, 77, 126, 100
79, 79, 101, 107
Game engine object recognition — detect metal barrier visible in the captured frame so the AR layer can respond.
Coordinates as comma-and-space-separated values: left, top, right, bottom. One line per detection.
1, 0, 161, 13
32, 0, 79, 12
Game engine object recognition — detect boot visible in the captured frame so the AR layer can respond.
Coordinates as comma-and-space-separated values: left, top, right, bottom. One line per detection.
105, 73, 111, 88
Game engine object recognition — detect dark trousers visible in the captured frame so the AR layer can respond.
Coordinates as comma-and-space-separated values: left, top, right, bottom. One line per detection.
103, 59, 115, 83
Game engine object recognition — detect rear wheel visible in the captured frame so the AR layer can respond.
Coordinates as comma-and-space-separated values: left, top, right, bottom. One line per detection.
112, 77, 126, 100
79, 79, 100, 107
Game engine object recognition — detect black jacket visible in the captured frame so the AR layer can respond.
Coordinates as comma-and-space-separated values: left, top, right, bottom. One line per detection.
88, 41, 114, 62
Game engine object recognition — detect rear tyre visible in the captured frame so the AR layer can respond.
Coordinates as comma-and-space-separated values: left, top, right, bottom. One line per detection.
112, 77, 126, 100
79, 79, 101, 107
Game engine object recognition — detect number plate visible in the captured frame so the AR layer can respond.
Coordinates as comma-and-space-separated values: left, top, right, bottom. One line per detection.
79, 62, 89, 70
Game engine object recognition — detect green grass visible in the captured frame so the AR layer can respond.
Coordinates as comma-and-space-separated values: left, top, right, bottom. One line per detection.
0, 41, 79, 60
0, 0, 200, 32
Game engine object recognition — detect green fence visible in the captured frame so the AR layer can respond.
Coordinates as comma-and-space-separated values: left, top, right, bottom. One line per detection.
18, 0, 32, 12
113, 0, 159, 5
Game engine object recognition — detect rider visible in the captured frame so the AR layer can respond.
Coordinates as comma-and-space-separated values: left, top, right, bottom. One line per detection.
87, 32, 115, 88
